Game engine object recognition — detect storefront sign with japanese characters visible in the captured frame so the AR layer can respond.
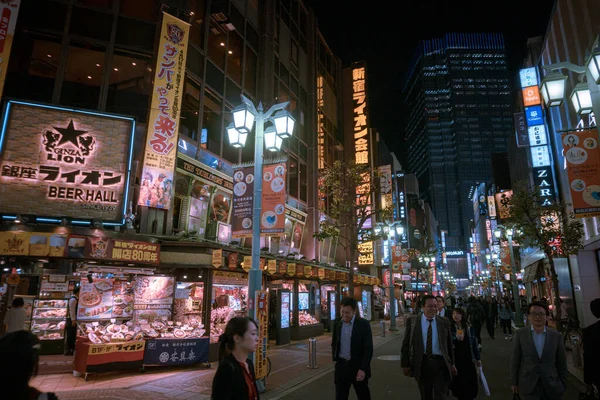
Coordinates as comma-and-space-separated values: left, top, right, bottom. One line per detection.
0, 101, 135, 223
61, 235, 160, 264
254, 291, 269, 379
138, 12, 190, 210
143, 338, 209, 366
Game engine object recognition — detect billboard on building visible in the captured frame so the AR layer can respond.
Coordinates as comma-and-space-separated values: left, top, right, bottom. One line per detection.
0, 101, 135, 224
138, 12, 190, 210
562, 129, 600, 218
0, 0, 21, 102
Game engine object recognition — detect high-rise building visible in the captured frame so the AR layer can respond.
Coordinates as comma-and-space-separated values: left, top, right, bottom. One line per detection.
403, 33, 513, 275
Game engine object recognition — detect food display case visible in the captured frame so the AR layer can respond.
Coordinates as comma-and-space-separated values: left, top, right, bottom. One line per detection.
21, 295, 35, 331
31, 299, 68, 354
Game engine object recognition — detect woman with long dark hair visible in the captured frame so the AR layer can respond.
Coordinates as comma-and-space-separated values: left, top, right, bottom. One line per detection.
0, 330, 59, 400
449, 308, 481, 400
211, 316, 260, 400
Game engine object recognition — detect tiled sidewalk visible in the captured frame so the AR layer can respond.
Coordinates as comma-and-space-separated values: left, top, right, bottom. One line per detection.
32, 317, 405, 399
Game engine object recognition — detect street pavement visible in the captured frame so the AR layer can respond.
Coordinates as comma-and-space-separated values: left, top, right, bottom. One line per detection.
31, 320, 586, 399
275, 325, 587, 400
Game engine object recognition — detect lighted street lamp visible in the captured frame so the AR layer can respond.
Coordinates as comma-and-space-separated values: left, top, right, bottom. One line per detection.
570, 82, 594, 115
375, 221, 404, 331
494, 225, 524, 327
587, 45, 600, 84
540, 71, 569, 107
227, 95, 295, 321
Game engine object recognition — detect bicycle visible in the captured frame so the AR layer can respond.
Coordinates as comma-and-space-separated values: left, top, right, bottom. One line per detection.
560, 317, 583, 351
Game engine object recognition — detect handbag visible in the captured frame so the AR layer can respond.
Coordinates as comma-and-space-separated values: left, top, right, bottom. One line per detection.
477, 366, 491, 396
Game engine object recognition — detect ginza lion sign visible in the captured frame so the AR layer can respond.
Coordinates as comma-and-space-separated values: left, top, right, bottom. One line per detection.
0, 101, 135, 223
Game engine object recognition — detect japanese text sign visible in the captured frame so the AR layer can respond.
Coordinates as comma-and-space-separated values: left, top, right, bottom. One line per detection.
143, 338, 209, 366
520, 67, 538, 88
231, 166, 254, 238
514, 112, 529, 147
261, 163, 286, 234
254, 291, 269, 379
138, 12, 190, 210
0, 0, 21, 103
0, 101, 134, 223
522, 86, 541, 107
562, 129, 600, 218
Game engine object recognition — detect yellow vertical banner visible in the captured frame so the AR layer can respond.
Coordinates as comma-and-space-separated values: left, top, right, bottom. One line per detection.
267, 259, 277, 275
138, 12, 190, 210
254, 290, 269, 379
242, 256, 252, 272
0, 0, 21, 101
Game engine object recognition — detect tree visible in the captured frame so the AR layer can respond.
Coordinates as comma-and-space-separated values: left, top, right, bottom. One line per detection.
313, 160, 392, 294
505, 181, 584, 327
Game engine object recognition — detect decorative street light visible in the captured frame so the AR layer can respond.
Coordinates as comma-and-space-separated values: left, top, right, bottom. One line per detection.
587, 45, 600, 84
494, 225, 524, 327
375, 221, 403, 331
227, 95, 294, 320
540, 71, 569, 107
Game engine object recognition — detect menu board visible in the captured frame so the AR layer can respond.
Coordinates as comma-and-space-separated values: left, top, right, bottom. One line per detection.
134, 276, 174, 323
78, 278, 134, 320
280, 292, 290, 329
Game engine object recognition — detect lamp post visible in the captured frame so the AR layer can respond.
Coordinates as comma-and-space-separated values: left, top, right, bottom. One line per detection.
227, 95, 295, 320
375, 221, 403, 331
494, 226, 524, 327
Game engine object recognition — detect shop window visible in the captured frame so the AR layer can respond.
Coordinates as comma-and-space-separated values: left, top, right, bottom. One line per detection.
106, 50, 152, 121
298, 280, 320, 326
77, 0, 113, 8
179, 76, 201, 141
70, 7, 113, 41
211, 271, 248, 342
289, 155, 299, 199
268, 279, 295, 325
174, 281, 205, 327
227, 32, 243, 85
299, 162, 307, 202
189, 180, 211, 237
206, 61, 224, 95
120, 0, 159, 22
207, 21, 227, 70
60, 42, 105, 110
4, 35, 60, 103
116, 17, 156, 53
244, 47, 257, 96
189, 0, 207, 50
19, 1, 68, 33
222, 106, 240, 163
280, 218, 294, 255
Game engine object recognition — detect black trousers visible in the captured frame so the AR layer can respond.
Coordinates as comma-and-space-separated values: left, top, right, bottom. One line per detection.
485, 318, 495, 338
472, 322, 482, 345
500, 318, 512, 335
418, 357, 450, 400
334, 359, 371, 400
65, 321, 77, 353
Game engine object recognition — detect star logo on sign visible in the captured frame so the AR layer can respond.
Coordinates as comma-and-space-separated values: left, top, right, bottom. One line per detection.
54, 119, 88, 147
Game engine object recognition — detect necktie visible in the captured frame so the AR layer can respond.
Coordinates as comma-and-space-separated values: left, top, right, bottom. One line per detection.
426, 319, 433, 356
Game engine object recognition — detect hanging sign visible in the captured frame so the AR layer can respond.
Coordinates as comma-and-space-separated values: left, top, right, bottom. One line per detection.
260, 163, 286, 234
212, 249, 223, 268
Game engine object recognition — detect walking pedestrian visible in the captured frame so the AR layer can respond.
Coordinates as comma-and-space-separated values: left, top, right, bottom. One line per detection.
436, 296, 451, 321
583, 298, 600, 394
484, 297, 497, 339
401, 295, 457, 400
3, 297, 28, 334
331, 297, 373, 400
510, 302, 567, 400
0, 330, 59, 400
498, 299, 514, 340
449, 308, 481, 400
211, 316, 260, 400
64, 287, 79, 356
466, 297, 485, 350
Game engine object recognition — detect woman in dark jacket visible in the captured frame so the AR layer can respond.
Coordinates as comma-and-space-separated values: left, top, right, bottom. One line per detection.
450, 308, 481, 400
211, 316, 260, 400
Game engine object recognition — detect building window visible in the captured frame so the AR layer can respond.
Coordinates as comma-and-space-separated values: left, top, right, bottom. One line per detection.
61, 42, 105, 110
291, 40, 298, 66
70, 6, 113, 41
106, 50, 153, 122
299, 162, 307, 202
77, 0, 113, 8
202, 89, 222, 156
227, 32, 243, 85
120, 0, 159, 22
222, 106, 240, 164
289, 155, 299, 199
180, 76, 201, 141
207, 21, 227, 70
189, 0, 207, 50
244, 47, 257, 96
4, 35, 60, 103
116, 17, 156, 53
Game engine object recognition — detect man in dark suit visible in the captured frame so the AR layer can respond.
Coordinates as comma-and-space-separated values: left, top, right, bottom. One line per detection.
511, 302, 568, 400
436, 296, 452, 321
583, 298, 600, 393
401, 294, 456, 400
331, 297, 373, 400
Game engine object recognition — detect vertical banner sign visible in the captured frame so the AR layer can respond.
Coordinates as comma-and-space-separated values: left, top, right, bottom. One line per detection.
254, 290, 269, 379
391, 245, 402, 269
317, 75, 325, 170
495, 190, 513, 220
138, 12, 189, 210
261, 163, 286, 234
212, 249, 222, 268
267, 259, 277, 275
0, 0, 20, 101
231, 166, 254, 238
513, 112, 529, 147
562, 129, 600, 218
352, 62, 373, 266
243, 256, 252, 272
487, 196, 497, 219
378, 165, 392, 209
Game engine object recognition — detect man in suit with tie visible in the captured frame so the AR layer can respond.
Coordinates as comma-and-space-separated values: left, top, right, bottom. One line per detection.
401, 294, 456, 400
331, 297, 373, 400
436, 296, 452, 321
511, 301, 568, 400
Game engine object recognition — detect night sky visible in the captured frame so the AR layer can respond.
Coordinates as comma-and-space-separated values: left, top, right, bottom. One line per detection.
304, 0, 555, 166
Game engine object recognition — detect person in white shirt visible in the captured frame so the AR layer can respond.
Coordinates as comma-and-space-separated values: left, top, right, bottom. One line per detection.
3, 297, 27, 334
